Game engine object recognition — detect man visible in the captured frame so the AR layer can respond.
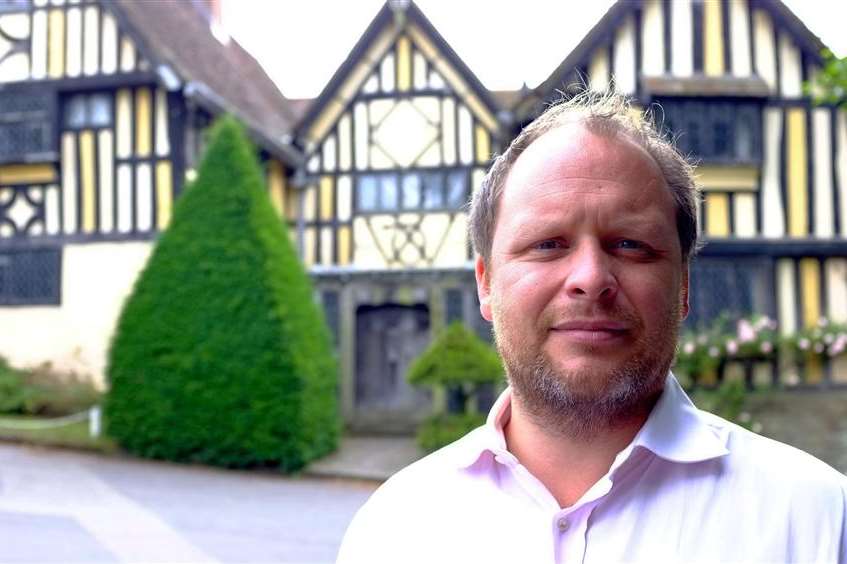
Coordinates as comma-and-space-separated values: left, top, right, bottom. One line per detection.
337, 92, 847, 563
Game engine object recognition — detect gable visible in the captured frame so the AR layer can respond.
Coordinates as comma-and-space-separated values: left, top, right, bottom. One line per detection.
0, 0, 154, 84
519, 0, 831, 120
298, 3, 501, 150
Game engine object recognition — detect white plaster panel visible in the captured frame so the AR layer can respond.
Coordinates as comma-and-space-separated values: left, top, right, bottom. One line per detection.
826, 259, 847, 323
733, 193, 757, 238
613, 15, 636, 94
730, 0, 751, 76
778, 33, 802, 98
65, 7, 81, 77
82, 5, 98, 75
30, 9, 47, 79
753, 10, 776, 92
777, 258, 797, 335
812, 108, 834, 237
671, 0, 693, 76
588, 49, 609, 91
0, 241, 153, 388
761, 107, 785, 237
641, 0, 664, 76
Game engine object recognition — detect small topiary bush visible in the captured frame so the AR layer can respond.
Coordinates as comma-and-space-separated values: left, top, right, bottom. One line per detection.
408, 322, 503, 451
106, 116, 339, 471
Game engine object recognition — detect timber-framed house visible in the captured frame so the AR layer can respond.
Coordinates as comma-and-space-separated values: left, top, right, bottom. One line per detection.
1, 0, 845, 431
293, 1, 506, 431
0, 0, 299, 385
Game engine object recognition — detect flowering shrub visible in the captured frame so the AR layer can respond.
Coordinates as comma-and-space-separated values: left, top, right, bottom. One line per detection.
675, 314, 779, 382
784, 317, 847, 358
675, 314, 847, 385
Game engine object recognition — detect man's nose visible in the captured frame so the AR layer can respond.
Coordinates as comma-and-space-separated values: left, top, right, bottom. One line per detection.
563, 242, 618, 301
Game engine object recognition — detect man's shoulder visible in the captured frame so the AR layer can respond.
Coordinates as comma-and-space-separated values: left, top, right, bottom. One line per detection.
698, 408, 847, 494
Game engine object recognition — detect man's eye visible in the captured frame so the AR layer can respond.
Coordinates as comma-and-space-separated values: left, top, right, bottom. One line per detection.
616, 239, 644, 250
534, 239, 563, 251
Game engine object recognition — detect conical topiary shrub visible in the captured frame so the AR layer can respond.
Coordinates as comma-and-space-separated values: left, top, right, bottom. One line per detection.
105, 116, 338, 471
407, 322, 503, 451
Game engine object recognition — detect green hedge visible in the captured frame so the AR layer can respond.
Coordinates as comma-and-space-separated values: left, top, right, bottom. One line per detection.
105, 117, 339, 471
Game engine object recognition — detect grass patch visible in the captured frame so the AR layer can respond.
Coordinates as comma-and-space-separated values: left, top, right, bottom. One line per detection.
0, 415, 117, 453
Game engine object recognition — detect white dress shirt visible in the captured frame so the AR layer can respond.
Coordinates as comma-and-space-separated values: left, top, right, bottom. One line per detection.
338, 374, 847, 563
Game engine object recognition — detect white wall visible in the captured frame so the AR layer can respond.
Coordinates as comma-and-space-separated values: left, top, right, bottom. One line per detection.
0, 241, 153, 389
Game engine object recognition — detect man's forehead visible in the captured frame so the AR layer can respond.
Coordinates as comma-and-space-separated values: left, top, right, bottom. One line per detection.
502, 123, 669, 204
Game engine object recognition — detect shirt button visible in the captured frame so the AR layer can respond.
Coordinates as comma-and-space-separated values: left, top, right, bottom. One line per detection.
557, 518, 570, 532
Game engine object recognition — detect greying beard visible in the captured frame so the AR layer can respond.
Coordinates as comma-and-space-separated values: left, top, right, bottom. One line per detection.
494, 300, 682, 441
504, 350, 671, 440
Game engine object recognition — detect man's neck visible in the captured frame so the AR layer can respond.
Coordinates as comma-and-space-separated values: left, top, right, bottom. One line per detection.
503, 398, 655, 508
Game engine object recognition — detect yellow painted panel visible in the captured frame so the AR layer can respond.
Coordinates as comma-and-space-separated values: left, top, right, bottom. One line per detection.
47, 8, 64, 78
303, 185, 317, 221
61, 133, 77, 234
696, 165, 759, 191
78, 129, 95, 233
475, 125, 490, 163
320, 175, 334, 221
97, 129, 113, 233
0, 164, 55, 184
155, 160, 172, 229
396, 35, 411, 92
441, 97, 456, 165
589, 49, 609, 91
303, 227, 316, 267
119, 36, 135, 72
705, 193, 730, 236
641, 0, 664, 75
800, 258, 821, 329
116, 88, 132, 158
267, 160, 284, 217
338, 226, 352, 266
800, 257, 823, 385
285, 185, 298, 222
135, 87, 152, 157
786, 108, 808, 236
703, 0, 724, 76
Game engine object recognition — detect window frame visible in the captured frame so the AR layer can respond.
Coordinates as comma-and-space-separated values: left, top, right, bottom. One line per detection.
0, 246, 62, 306
655, 96, 764, 166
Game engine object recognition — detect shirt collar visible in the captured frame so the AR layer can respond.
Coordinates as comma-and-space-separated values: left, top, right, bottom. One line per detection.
452, 373, 729, 470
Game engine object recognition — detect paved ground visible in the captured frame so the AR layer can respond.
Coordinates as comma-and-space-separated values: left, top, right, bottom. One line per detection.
0, 443, 378, 563
306, 436, 423, 481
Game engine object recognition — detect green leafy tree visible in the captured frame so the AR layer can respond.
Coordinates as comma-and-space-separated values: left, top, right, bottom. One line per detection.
809, 49, 847, 108
105, 117, 338, 471
407, 322, 502, 451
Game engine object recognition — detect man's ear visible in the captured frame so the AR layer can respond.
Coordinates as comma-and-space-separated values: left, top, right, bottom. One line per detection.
680, 264, 690, 320
475, 256, 493, 322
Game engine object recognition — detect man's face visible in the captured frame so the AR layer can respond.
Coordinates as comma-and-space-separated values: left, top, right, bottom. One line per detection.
476, 124, 689, 435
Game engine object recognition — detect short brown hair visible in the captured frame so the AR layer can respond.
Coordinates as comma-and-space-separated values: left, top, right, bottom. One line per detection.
469, 90, 700, 265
